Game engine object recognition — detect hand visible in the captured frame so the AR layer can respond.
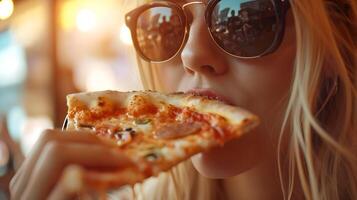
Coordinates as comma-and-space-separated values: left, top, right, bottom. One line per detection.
10, 129, 133, 200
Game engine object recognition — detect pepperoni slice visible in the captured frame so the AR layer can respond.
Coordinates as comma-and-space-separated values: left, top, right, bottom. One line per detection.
154, 122, 201, 139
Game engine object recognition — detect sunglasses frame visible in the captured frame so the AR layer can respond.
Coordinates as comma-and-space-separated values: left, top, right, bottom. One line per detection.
125, 0, 290, 63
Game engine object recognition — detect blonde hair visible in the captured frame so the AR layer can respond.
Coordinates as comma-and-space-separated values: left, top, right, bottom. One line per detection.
127, 0, 357, 199
279, 0, 357, 199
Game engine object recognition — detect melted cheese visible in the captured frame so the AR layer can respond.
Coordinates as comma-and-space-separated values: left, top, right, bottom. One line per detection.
161, 147, 176, 161
135, 123, 153, 134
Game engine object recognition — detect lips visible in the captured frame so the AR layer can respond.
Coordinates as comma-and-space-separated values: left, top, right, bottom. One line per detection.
186, 88, 234, 105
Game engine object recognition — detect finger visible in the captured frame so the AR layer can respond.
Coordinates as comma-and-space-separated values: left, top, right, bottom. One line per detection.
21, 142, 133, 200
84, 167, 145, 190
10, 129, 114, 198
9, 163, 23, 189
49, 165, 105, 200
48, 165, 84, 200
49, 165, 143, 200
11, 130, 96, 187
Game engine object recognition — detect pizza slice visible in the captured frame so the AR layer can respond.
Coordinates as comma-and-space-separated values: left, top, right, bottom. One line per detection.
64, 90, 259, 190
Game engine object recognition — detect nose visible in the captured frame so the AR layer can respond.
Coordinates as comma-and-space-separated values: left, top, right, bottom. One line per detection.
180, 5, 229, 75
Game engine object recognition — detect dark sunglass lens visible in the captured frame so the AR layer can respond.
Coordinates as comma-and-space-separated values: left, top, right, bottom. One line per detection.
136, 7, 185, 61
210, 0, 278, 57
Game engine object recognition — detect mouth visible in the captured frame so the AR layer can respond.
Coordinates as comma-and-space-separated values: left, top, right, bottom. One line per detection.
186, 88, 234, 106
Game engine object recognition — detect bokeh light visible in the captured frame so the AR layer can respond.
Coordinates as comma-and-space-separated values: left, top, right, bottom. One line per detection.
76, 8, 97, 32
0, 0, 14, 20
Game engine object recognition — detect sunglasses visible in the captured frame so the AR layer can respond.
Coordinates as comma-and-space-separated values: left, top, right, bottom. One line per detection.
125, 0, 290, 63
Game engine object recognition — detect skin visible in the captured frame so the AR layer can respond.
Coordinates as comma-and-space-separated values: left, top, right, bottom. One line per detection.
11, 0, 297, 199
156, 0, 297, 199
10, 130, 135, 199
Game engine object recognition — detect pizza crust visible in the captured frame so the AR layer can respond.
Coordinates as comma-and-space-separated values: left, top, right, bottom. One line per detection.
65, 90, 259, 189
67, 90, 258, 129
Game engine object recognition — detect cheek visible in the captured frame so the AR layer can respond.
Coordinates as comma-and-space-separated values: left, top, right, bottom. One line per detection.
241, 57, 294, 103
235, 20, 296, 113
155, 62, 185, 92
228, 59, 293, 118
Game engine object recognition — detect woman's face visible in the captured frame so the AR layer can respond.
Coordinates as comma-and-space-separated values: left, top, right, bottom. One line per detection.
152, 0, 296, 178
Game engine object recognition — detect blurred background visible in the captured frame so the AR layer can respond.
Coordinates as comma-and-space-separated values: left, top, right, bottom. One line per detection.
0, 0, 141, 198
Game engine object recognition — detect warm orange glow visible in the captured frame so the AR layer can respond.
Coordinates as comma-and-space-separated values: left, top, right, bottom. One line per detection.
0, 0, 14, 20
59, 1, 78, 30
59, 0, 105, 32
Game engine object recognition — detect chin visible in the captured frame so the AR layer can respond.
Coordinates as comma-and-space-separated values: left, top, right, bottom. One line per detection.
191, 130, 266, 179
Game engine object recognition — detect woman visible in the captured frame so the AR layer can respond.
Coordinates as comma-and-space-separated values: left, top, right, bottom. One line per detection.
10, 0, 357, 199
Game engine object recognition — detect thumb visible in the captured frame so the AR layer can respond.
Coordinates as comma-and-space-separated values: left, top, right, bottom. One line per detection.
48, 165, 86, 200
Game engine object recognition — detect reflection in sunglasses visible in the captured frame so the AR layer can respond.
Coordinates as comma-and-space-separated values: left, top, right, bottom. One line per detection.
137, 7, 185, 61
126, 0, 288, 61
211, 0, 277, 56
